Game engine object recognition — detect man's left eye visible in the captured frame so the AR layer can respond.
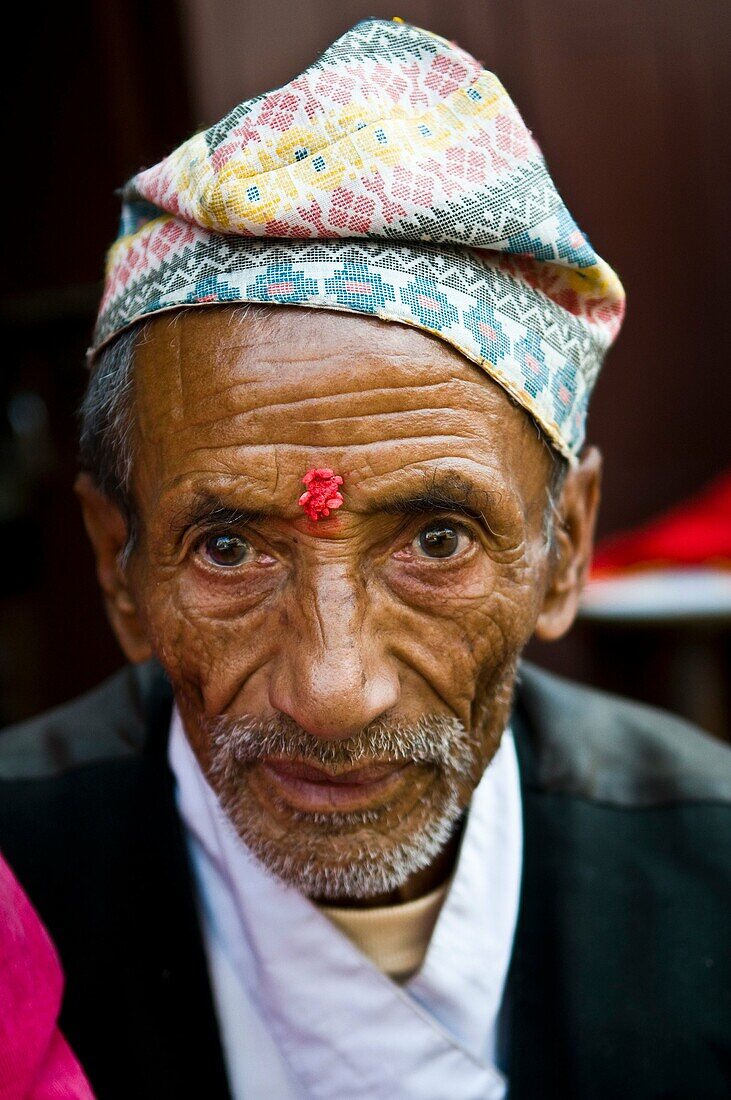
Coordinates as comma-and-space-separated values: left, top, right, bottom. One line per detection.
412, 522, 471, 559
201, 532, 253, 567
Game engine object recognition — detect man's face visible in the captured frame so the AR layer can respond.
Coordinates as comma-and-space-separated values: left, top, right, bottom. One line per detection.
115, 306, 565, 899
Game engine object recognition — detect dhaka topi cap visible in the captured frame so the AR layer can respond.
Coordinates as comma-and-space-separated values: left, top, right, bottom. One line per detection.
92, 17, 625, 461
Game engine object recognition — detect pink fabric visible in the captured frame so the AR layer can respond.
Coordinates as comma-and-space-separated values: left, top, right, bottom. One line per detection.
0, 854, 94, 1099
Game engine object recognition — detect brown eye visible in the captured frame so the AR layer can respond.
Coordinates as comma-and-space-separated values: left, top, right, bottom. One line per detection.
416, 523, 466, 559
202, 533, 252, 567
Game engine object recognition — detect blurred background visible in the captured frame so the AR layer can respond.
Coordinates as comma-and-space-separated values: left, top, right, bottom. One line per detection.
1, 0, 728, 735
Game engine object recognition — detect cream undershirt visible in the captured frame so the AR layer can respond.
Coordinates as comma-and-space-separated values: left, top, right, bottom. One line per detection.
319, 880, 451, 982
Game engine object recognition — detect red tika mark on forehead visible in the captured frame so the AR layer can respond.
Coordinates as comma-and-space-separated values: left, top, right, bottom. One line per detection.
298, 468, 345, 521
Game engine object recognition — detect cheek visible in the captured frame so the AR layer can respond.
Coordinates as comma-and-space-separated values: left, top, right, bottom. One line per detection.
380, 554, 543, 716
134, 561, 283, 715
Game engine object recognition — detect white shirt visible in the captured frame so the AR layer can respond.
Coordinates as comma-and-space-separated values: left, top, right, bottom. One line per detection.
169, 711, 522, 1099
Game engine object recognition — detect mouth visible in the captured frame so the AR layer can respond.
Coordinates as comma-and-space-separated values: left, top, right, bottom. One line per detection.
258, 757, 412, 812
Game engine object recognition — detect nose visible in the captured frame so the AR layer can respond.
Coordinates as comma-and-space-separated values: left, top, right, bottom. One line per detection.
268, 565, 400, 740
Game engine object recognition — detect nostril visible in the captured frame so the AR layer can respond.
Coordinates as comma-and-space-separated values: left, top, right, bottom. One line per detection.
268, 670, 400, 742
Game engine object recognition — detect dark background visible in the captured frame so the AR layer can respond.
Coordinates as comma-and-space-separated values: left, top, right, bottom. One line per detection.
1, 0, 728, 732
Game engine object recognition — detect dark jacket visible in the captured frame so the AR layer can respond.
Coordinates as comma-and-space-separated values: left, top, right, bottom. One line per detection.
0, 661, 729, 1099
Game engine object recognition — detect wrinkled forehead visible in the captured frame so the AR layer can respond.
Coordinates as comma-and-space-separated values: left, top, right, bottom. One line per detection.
131, 305, 554, 505
135, 305, 485, 405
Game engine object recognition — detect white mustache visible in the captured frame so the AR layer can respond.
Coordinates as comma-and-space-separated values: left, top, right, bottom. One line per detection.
208, 712, 475, 776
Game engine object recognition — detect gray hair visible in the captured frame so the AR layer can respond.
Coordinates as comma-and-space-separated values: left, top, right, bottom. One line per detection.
79, 325, 139, 519
78, 310, 568, 550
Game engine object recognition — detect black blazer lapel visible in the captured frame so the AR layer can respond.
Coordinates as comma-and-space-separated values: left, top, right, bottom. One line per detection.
505, 673, 731, 1100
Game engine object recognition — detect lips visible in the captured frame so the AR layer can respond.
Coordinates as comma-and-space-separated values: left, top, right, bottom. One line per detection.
259, 757, 410, 812
264, 759, 405, 785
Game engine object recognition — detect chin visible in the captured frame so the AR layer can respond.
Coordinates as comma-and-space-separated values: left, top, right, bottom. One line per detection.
212, 767, 471, 901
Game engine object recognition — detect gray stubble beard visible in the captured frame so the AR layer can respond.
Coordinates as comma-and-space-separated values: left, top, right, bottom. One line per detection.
203, 697, 508, 901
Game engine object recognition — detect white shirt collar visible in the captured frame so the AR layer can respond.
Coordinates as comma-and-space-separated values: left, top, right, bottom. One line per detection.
170, 709, 522, 1099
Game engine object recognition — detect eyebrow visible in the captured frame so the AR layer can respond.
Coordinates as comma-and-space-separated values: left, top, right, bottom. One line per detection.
378, 475, 505, 531
170, 492, 266, 535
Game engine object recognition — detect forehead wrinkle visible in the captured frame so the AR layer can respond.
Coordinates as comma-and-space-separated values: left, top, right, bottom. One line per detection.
172, 352, 470, 411
160, 384, 467, 442
139, 310, 516, 440
290, 406, 476, 431
355, 458, 517, 505
174, 377, 467, 429
172, 435, 479, 469
150, 377, 498, 454
165, 408, 479, 455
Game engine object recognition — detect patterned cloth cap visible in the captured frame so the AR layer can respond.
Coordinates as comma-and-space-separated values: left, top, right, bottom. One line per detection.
93, 17, 625, 460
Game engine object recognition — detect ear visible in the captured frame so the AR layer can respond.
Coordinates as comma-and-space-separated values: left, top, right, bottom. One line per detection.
534, 446, 602, 642
74, 472, 152, 662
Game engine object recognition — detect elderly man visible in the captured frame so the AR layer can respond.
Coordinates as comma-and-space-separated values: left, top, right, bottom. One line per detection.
1, 18, 729, 1100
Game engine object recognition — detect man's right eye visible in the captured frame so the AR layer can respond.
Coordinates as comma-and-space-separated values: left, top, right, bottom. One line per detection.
412, 521, 472, 560
201, 532, 253, 567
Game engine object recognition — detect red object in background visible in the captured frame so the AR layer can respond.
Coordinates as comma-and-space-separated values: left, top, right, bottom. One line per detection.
592, 471, 731, 576
298, 468, 345, 521
0, 853, 95, 1099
